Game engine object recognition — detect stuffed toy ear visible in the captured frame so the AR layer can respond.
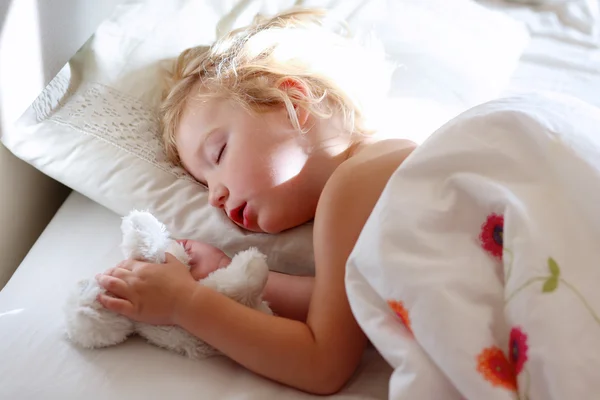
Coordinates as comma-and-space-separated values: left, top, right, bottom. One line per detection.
120, 210, 171, 263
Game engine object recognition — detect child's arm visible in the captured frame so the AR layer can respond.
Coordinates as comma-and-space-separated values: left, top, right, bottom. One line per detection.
176, 239, 315, 322
173, 142, 414, 394
100, 163, 375, 394
98, 140, 415, 394
263, 272, 314, 322
173, 165, 372, 394
175, 280, 362, 394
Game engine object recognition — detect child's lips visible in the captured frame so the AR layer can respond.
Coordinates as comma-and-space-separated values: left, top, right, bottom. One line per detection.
229, 202, 251, 228
228, 203, 245, 225
242, 204, 249, 228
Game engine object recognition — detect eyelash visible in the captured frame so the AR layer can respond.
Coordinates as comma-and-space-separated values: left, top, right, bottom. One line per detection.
216, 143, 226, 164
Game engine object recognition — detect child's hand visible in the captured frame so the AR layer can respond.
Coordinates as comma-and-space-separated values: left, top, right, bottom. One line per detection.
96, 253, 197, 325
177, 239, 231, 280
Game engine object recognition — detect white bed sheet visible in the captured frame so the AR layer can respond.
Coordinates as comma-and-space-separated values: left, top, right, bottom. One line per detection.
480, 0, 600, 107
0, 192, 391, 400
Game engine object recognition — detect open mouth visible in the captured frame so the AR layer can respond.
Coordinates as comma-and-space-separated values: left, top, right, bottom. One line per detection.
228, 203, 247, 226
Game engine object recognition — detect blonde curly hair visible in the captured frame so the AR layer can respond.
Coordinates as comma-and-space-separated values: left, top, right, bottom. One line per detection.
160, 8, 390, 164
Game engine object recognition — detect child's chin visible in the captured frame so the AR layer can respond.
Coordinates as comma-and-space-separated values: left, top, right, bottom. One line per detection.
252, 219, 278, 234
246, 226, 266, 234
241, 220, 267, 234
260, 221, 301, 235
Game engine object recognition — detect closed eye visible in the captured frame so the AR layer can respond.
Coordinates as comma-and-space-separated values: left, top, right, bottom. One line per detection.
216, 143, 226, 164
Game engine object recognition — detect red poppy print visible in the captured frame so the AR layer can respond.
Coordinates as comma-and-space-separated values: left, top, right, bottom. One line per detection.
480, 214, 504, 259
509, 327, 529, 374
387, 300, 413, 335
476, 346, 517, 391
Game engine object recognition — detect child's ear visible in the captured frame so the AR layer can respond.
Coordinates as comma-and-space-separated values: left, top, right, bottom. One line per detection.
294, 104, 310, 129
279, 78, 310, 129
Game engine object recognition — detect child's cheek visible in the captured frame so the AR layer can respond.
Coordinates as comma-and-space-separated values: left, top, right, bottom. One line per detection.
268, 146, 308, 186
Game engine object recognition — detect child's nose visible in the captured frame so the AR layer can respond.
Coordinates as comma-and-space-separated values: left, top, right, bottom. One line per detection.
209, 184, 229, 208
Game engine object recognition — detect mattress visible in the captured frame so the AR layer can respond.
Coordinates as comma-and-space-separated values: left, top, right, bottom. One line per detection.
0, 192, 391, 399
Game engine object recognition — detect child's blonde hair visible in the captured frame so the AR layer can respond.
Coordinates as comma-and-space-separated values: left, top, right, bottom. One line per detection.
160, 8, 391, 164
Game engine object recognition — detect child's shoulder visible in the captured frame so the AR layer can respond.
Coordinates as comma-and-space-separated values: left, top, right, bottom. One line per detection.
326, 138, 417, 196
345, 138, 416, 173
314, 138, 416, 241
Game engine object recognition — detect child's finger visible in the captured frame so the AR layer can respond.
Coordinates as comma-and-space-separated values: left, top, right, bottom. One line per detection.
116, 259, 136, 271
176, 239, 191, 254
96, 275, 131, 299
109, 267, 134, 279
97, 293, 135, 317
100, 267, 116, 277
164, 252, 181, 264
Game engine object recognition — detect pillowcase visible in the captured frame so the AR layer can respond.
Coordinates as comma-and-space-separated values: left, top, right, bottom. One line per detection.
2, 0, 528, 275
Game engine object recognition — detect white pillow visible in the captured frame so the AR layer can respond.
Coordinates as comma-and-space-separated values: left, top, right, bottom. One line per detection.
2, 0, 528, 275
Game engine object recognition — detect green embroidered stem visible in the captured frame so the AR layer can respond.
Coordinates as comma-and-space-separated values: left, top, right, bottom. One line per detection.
504, 248, 514, 283
506, 277, 546, 304
560, 279, 600, 327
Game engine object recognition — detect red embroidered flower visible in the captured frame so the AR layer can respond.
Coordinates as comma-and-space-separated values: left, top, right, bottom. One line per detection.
476, 346, 517, 391
387, 300, 413, 335
509, 327, 529, 374
480, 214, 504, 259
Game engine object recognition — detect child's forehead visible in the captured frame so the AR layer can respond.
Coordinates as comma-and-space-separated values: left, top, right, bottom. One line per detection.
185, 93, 236, 115
181, 95, 221, 123
176, 96, 234, 145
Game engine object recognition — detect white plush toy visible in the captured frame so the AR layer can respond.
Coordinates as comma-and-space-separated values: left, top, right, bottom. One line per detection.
64, 210, 272, 359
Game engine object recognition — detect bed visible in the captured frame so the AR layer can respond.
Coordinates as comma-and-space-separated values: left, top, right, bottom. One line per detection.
1, 0, 598, 399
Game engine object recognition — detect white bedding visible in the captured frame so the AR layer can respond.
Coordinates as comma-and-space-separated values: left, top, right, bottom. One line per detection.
347, 92, 600, 399
0, 192, 391, 399
482, 0, 600, 107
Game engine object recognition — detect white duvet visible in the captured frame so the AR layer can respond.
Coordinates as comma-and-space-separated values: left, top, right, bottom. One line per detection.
346, 93, 600, 399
